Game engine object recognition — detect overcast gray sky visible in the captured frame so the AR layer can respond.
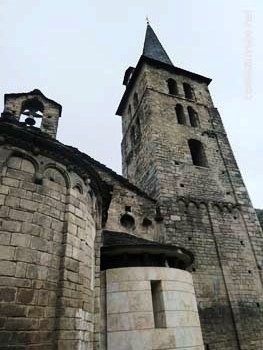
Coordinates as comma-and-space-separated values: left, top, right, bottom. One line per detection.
0, 0, 262, 207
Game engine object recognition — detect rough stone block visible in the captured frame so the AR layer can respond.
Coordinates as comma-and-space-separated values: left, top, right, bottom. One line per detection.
0, 232, 11, 245
0, 206, 9, 218
11, 233, 31, 247
21, 159, 35, 174
9, 209, 33, 222
2, 177, 20, 188
15, 262, 27, 278
0, 245, 15, 260
17, 289, 36, 304
22, 222, 41, 236
0, 331, 12, 345
15, 247, 39, 264
28, 306, 45, 318
2, 220, 22, 233
0, 304, 27, 317
26, 264, 39, 279
0, 287, 16, 302
31, 237, 48, 252
19, 199, 36, 211
38, 290, 49, 306
0, 260, 16, 276
0, 194, 5, 205
5, 318, 39, 330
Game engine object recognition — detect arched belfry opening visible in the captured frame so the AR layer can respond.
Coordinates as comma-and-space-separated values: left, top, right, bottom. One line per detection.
175, 104, 186, 125
183, 82, 194, 99
188, 106, 199, 127
167, 78, 178, 95
20, 98, 44, 127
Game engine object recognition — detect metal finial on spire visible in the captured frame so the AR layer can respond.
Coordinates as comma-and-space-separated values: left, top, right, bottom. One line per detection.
146, 16, 150, 25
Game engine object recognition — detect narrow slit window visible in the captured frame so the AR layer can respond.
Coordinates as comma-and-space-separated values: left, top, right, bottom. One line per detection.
151, 280, 166, 328
130, 126, 136, 146
136, 117, 141, 138
167, 78, 178, 95
133, 92, 139, 110
128, 104, 132, 119
175, 104, 186, 125
188, 139, 208, 167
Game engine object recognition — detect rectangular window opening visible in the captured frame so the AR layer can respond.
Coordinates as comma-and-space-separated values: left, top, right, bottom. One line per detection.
188, 139, 208, 167
150, 280, 166, 328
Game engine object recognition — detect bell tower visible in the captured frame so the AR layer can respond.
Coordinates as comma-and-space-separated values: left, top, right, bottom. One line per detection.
3, 89, 61, 138
117, 24, 218, 202
116, 24, 263, 350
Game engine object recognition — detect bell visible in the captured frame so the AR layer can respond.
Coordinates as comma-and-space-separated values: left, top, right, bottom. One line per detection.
25, 116, 36, 126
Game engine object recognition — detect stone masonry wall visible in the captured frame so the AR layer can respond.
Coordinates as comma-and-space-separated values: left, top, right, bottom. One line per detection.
105, 267, 204, 350
92, 165, 162, 349
95, 166, 159, 241
0, 145, 97, 350
120, 62, 263, 349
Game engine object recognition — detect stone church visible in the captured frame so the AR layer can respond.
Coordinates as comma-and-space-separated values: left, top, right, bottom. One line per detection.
0, 24, 262, 350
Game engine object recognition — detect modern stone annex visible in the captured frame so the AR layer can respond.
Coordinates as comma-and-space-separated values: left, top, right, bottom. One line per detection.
0, 23, 262, 350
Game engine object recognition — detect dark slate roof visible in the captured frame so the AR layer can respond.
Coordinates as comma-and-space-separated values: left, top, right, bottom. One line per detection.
103, 230, 160, 247
101, 230, 194, 269
143, 24, 173, 66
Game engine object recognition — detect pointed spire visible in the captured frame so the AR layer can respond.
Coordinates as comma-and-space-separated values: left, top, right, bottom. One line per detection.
143, 24, 173, 66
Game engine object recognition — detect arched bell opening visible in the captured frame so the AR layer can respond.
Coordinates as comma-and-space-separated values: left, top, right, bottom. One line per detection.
20, 98, 45, 127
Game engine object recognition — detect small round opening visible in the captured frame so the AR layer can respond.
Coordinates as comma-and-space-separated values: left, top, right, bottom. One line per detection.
120, 213, 135, 230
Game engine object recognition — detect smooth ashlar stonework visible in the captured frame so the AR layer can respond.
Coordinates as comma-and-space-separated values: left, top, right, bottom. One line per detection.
106, 267, 204, 350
